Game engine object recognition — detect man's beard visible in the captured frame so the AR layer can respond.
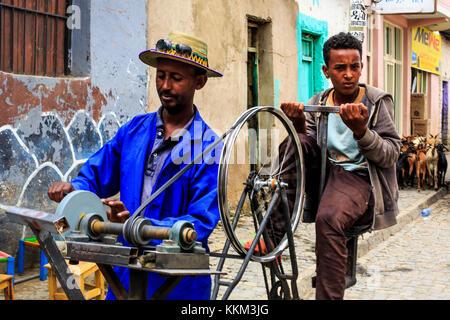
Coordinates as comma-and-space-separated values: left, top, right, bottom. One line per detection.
159, 90, 184, 115
162, 103, 184, 115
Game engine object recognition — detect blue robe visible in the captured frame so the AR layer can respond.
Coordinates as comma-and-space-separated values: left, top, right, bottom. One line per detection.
71, 107, 222, 299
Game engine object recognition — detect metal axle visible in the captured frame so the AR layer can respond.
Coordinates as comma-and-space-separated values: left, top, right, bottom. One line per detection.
77, 213, 197, 249
89, 219, 197, 244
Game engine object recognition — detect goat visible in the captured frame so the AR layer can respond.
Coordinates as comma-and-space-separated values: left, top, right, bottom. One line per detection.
397, 140, 408, 188
426, 135, 439, 190
405, 146, 417, 187
412, 135, 423, 148
436, 143, 448, 190
397, 151, 409, 188
416, 139, 428, 192
397, 144, 416, 188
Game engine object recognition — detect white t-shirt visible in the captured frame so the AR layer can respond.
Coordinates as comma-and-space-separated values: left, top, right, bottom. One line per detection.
326, 88, 368, 172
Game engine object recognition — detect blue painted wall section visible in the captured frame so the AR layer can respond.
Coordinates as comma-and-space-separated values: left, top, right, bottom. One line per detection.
0, 128, 37, 206
17, 114, 74, 174
68, 111, 102, 160
296, 12, 328, 103
0, 0, 148, 266
99, 113, 121, 144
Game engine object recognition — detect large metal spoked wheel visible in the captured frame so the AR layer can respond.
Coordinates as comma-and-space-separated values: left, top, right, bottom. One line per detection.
218, 106, 305, 264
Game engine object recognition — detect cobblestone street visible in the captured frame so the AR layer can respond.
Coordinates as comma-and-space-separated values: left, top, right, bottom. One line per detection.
209, 188, 450, 300
2, 188, 449, 300
344, 192, 450, 300
2, 0, 450, 309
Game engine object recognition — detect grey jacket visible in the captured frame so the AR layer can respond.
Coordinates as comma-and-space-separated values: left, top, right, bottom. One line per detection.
306, 83, 402, 230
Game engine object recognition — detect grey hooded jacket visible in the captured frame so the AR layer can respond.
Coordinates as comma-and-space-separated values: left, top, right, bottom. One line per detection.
306, 83, 402, 230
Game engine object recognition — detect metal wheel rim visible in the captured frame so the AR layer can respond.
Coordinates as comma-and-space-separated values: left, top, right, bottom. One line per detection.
217, 106, 305, 263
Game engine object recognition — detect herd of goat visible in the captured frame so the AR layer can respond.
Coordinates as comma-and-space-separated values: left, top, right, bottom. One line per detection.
397, 134, 448, 192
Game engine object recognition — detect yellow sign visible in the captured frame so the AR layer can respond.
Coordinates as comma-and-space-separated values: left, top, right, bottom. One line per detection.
411, 26, 442, 75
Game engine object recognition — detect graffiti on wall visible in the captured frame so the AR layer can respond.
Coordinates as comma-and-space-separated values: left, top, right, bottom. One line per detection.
0, 110, 120, 213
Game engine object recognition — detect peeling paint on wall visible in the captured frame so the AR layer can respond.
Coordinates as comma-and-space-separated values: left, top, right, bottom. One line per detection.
0, 111, 120, 208
0, 0, 148, 262
0, 127, 37, 206
17, 113, 74, 174
68, 111, 102, 160
0, 73, 110, 128
0, 108, 121, 262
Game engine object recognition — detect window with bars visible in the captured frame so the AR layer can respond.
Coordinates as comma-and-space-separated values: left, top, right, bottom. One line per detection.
0, 0, 70, 76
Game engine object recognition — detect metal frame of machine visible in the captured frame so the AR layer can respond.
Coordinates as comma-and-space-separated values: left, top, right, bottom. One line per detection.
5, 105, 365, 300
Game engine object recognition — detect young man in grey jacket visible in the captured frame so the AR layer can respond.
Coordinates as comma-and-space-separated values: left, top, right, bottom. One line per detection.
280, 32, 401, 299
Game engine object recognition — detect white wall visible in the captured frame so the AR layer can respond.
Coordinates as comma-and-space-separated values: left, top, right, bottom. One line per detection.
297, 0, 350, 37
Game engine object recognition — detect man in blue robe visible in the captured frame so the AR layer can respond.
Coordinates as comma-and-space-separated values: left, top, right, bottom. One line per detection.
48, 31, 223, 300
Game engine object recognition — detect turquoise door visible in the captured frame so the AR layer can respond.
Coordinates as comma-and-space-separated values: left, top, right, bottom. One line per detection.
300, 36, 314, 102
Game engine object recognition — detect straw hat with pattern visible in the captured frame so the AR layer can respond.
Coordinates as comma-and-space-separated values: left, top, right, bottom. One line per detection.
139, 31, 223, 77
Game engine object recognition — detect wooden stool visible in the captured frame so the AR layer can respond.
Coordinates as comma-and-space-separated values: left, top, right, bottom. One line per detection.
0, 274, 15, 300
18, 237, 48, 281
0, 251, 15, 281
44, 261, 105, 300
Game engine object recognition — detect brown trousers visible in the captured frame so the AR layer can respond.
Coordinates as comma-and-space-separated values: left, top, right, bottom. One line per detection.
299, 133, 374, 300
270, 133, 374, 299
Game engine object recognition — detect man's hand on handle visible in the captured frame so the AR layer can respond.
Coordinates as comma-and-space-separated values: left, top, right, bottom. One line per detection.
280, 102, 306, 134
339, 103, 369, 139
280, 101, 369, 138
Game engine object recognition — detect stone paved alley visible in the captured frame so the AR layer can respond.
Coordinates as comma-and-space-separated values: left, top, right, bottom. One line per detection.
2, 186, 449, 300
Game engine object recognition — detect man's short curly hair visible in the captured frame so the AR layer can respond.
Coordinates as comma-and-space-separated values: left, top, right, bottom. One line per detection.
323, 32, 362, 66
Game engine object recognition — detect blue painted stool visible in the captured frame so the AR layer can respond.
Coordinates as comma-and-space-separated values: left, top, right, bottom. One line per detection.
18, 237, 48, 281
0, 251, 15, 283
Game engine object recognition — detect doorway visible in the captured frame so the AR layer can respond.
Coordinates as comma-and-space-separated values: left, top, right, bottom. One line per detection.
442, 81, 448, 145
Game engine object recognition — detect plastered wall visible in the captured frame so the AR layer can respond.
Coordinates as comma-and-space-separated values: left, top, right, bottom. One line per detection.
0, 0, 148, 264
146, 0, 300, 136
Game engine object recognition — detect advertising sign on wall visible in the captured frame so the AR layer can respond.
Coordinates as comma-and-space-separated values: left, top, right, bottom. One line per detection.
349, 0, 366, 43
411, 26, 442, 75
375, 0, 436, 14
